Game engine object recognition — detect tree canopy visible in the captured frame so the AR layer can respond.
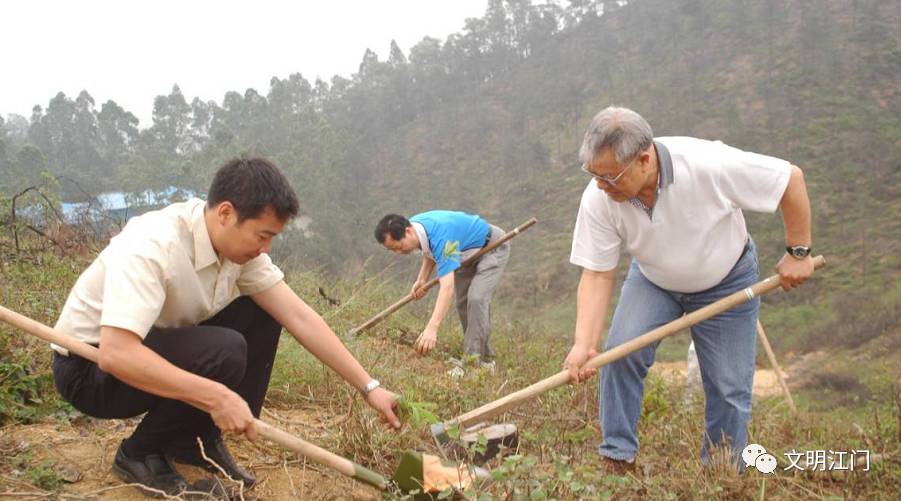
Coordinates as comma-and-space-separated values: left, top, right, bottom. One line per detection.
1, 0, 898, 312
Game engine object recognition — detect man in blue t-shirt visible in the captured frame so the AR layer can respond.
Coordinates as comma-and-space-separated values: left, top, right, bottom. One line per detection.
374, 211, 510, 361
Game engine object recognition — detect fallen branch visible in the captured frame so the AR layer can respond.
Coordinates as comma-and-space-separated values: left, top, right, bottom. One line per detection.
0, 491, 52, 498
198, 437, 245, 501
283, 459, 297, 498
24, 224, 63, 251
9, 184, 64, 254
69, 482, 222, 500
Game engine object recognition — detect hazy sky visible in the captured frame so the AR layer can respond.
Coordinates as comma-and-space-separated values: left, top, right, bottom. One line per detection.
1, 0, 488, 126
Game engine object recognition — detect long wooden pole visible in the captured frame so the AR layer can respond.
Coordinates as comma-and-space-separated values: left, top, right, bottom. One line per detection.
756, 320, 797, 413
0, 305, 388, 490
442, 256, 825, 431
348, 217, 538, 336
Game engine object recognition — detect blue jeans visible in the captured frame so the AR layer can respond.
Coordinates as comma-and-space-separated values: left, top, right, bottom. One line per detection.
598, 238, 759, 466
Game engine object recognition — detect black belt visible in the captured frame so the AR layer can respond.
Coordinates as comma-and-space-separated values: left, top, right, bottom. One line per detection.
54, 342, 99, 359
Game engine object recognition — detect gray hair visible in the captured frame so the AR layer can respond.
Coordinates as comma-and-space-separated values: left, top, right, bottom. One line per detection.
579, 106, 654, 166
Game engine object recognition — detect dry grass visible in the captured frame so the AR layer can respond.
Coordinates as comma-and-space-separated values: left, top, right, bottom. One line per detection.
273, 269, 901, 500
0, 259, 898, 499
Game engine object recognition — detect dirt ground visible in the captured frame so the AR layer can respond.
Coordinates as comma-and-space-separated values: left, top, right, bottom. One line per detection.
0, 407, 382, 501
651, 361, 789, 398
0, 360, 802, 500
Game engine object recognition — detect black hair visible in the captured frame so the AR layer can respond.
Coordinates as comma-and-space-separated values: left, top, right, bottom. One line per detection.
207, 156, 299, 222
374, 214, 411, 243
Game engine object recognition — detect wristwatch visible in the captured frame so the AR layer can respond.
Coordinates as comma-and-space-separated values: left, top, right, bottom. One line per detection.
360, 378, 381, 397
785, 245, 812, 259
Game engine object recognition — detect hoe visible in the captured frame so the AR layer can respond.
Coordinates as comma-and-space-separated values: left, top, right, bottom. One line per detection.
0, 255, 823, 496
428, 256, 825, 463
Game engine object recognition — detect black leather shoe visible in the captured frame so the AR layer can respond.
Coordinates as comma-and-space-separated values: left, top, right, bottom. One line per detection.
112, 443, 188, 498
168, 437, 256, 487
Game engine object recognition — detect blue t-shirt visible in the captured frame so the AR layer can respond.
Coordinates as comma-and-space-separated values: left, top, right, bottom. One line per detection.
410, 210, 490, 277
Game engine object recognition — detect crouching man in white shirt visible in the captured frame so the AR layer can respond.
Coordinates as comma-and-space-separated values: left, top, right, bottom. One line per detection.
53, 157, 400, 496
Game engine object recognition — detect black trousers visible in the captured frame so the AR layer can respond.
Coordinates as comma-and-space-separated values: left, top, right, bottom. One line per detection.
52, 297, 281, 457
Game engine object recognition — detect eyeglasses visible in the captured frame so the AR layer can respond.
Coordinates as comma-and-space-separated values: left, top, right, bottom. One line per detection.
581, 158, 638, 186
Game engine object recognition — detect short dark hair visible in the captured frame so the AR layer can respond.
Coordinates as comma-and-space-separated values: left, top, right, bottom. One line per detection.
208, 156, 299, 222
374, 214, 411, 243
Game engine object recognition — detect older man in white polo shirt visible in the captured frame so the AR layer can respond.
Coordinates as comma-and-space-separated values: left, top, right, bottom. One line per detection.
562, 107, 815, 473
52, 157, 401, 496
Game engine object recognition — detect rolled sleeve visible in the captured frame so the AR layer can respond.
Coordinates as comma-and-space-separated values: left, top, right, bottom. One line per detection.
570, 185, 621, 272
237, 253, 285, 295
99, 242, 167, 338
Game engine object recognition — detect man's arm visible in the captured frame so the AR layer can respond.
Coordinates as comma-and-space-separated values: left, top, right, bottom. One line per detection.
414, 272, 454, 355
563, 268, 616, 383
411, 258, 436, 300
250, 281, 400, 429
776, 165, 815, 290
98, 327, 257, 438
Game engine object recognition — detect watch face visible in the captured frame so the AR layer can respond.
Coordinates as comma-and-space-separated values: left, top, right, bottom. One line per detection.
791, 247, 809, 258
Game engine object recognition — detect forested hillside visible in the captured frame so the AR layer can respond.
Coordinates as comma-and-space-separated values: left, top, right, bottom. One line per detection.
1, 0, 898, 353
0, 2, 898, 497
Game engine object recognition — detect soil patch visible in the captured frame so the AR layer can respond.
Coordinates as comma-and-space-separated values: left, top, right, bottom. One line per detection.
651, 361, 787, 398
0, 408, 381, 500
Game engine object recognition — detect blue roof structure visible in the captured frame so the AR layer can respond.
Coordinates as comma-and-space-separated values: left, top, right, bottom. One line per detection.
60, 187, 197, 222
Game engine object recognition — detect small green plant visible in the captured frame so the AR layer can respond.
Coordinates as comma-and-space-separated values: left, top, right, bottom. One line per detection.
396, 397, 440, 428
641, 373, 672, 423
0, 358, 52, 424
27, 460, 62, 491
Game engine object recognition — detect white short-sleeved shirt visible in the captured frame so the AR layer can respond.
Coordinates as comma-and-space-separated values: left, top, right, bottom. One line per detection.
53, 198, 284, 354
570, 137, 791, 293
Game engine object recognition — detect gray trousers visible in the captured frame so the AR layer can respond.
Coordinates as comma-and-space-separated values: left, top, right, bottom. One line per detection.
454, 225, 510, 360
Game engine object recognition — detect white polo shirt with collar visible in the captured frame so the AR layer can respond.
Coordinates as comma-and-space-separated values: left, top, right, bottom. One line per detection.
53, 198, 284, 354
570, 136, 791, 293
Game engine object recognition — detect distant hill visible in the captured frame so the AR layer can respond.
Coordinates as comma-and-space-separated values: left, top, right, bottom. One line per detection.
323, 0, 900, 353
2, 0, 898, 353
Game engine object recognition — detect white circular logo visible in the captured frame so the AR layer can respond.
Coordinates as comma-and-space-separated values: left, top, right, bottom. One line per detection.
755, 453, 778, 474
742, 443, 767, 467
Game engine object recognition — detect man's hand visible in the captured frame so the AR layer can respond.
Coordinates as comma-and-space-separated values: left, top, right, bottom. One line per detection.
563, 344, 599, 384
776, 254, 815, 291
209, 388, 258, 441
414, 326, 438, 355
410, 280, 427, 300
365, 387, 401, 430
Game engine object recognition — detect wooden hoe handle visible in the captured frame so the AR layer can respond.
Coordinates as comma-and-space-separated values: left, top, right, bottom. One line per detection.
0, 305, 389, 490
348, 217, 538, 336
446, 255, 826, 429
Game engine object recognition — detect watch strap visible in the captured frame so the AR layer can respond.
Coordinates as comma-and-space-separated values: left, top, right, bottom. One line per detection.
360, 378, 380, 397
785, 245, 812, 259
